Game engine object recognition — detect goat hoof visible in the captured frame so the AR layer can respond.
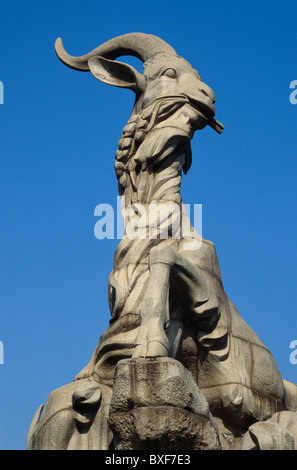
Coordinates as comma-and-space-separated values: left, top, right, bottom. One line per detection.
146, 340, 169, 357
132, 344, 147, 359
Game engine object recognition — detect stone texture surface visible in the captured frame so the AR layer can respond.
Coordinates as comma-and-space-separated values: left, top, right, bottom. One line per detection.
108, 357, 221, 450
26, 379, 113, 450
241, 411, 297, 450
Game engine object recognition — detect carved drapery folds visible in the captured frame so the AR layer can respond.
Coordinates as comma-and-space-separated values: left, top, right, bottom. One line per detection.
26, 33, 297, 451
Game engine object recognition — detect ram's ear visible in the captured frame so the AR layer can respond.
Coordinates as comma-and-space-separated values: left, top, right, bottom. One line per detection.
88, 56, 146, 93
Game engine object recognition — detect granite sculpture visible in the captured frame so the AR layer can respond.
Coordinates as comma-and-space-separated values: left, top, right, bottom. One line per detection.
26, 33, 297, 450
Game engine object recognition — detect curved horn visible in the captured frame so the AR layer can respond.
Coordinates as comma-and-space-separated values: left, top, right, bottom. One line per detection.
55, 33, 177, 71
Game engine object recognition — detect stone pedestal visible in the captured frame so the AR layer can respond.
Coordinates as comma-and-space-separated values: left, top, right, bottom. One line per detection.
108, 357, 221, 450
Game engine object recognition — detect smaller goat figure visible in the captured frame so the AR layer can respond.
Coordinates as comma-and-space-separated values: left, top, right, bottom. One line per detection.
27, 33, 297, 451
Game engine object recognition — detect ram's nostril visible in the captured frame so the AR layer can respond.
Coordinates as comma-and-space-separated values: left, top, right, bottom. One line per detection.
200, 89, 209, 97
200, 88, 215, 104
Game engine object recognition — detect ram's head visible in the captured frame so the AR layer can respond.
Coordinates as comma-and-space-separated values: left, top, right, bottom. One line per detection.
55, 33, 223, 134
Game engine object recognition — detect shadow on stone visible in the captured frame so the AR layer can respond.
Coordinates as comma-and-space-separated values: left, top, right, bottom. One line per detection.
108, 357, 221, 450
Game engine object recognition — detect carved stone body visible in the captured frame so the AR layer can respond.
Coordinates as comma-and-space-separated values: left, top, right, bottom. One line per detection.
27, 33, 297, 450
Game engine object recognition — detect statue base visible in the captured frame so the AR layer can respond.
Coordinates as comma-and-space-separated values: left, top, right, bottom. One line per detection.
108, 357, 221, 450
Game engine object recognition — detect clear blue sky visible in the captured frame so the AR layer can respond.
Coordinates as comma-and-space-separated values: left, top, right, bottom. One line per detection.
1, 0, 296, 450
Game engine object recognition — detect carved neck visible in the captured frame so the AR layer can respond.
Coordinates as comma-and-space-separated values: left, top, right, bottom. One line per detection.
114, 96, 193, 211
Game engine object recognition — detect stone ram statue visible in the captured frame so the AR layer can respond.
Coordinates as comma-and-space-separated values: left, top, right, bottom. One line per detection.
26, 33, 297, 450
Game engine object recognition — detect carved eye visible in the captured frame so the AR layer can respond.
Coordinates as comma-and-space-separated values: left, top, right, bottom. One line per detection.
161, 68, 177, 79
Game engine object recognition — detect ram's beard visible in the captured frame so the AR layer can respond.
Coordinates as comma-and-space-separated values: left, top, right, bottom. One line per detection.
115, 95, 195, 188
